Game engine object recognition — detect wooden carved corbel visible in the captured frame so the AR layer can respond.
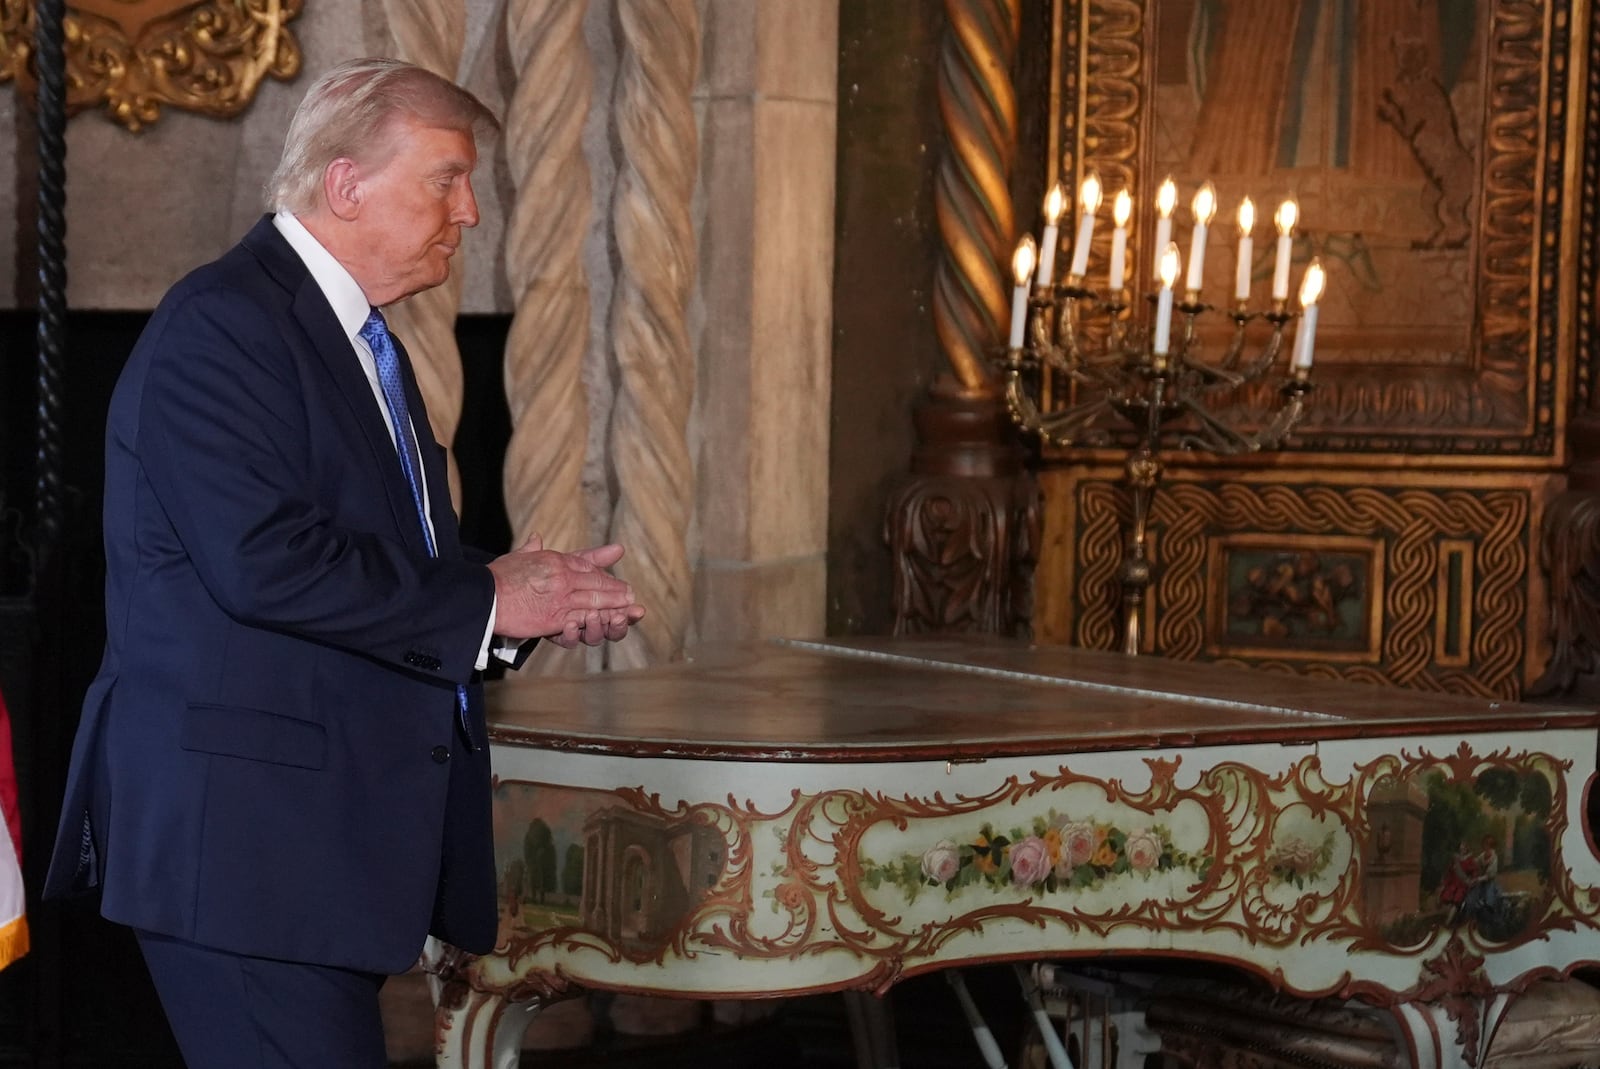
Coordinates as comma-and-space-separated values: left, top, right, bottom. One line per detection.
1529, 489, 1600, 701
884, 378, 1040, 637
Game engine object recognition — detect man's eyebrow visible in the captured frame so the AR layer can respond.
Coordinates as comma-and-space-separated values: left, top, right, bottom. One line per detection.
428, 157, 475, 177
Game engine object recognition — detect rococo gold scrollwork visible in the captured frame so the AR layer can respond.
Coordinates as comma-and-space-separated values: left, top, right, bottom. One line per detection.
0, 0, 302, 131
484, 740, 1597, 1010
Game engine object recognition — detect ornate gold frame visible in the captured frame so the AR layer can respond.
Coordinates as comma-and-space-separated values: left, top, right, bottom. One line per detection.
1049, 0, 1586, 462
0, 0, 302, 131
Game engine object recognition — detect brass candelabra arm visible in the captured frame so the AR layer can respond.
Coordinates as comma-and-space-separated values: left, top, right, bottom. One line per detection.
1174, 295, 1210, 358
1178, 313, 1290, 389
1212, 299, 1286, 370
1002, 360, 1116, 448
1044, 281, 1101, 365
1174, 374, 1314, 455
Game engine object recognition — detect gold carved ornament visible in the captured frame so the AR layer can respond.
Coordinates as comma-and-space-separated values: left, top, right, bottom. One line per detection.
0, 0, 301, 132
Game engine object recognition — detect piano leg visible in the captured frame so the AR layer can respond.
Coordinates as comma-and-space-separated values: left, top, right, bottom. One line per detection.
435, 987, 540, 1069
1391, 992, 1513, 1069
842, 988, 902, 1069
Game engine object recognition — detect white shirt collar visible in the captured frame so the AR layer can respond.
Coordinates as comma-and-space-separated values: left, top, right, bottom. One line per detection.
272, 209, 372, 341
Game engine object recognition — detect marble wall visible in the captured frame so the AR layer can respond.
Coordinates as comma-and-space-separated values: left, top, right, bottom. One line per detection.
0, 0, 838, 652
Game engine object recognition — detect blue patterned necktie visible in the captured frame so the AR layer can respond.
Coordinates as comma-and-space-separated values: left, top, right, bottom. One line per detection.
359, 309, 475, 748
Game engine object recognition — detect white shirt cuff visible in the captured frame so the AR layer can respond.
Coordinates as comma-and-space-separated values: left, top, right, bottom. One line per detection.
476, 592, 528, 670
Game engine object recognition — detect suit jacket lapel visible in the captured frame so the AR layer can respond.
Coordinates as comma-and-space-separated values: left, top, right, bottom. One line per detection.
240, 217, 434, 556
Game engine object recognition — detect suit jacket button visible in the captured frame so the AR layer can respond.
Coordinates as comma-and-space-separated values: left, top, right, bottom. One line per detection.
431, 745, 450, 764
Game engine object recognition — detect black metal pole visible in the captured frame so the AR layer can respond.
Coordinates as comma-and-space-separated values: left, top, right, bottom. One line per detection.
29, 3, 68, 1066
33, 0, 66, 574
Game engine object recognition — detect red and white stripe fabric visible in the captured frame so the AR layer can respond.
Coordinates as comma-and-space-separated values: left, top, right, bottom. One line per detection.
0, 686, 26, 969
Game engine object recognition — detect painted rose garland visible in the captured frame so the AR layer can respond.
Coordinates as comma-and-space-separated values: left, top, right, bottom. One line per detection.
861, 813, 1212, 902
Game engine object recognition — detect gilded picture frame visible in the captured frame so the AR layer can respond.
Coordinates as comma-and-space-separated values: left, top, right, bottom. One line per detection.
1049, 0, 1589, 460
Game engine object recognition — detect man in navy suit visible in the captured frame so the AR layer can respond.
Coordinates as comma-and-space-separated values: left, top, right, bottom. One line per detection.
45, 58, 644, 1066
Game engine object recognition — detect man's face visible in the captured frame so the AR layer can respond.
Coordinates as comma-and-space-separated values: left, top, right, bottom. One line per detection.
349, 115, 479, 306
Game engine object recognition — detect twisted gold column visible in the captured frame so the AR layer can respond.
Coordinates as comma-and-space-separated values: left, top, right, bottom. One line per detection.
380, 0, 468, 508
933, 0, 1020, 391
604, 0, 699, 670
501, 0, 595, 675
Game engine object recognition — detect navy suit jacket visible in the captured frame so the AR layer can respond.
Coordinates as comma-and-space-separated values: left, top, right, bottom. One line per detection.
46, 216, 502, 973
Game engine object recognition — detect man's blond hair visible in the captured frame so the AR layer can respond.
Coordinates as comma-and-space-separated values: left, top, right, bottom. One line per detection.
267, 58, 497, 215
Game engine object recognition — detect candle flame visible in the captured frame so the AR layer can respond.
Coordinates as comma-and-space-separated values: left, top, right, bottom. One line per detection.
1299, 259, 1325, 306
1012, 235, 1038, 285
1192, 182, 1217, 226
1275, 198, 1299, 235
1043, 183, 1065, 225
1079, 172, 1103, 215
1237, 196, 1255, 235
1156, 176, 1176, 218
1158, 242, 1181, 289
1112, 189, 1132, 228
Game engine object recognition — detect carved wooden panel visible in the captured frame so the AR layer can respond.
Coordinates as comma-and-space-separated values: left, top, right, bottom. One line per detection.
1036, 466, 1558, 699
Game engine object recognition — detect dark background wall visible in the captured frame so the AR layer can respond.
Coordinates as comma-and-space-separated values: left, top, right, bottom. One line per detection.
826, 2, 950, 636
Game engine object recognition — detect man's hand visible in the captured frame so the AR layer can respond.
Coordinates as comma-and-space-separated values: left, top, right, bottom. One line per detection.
487, 535, 646, 647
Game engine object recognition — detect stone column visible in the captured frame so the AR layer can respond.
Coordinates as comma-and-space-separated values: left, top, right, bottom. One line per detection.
692, 0, 838, 643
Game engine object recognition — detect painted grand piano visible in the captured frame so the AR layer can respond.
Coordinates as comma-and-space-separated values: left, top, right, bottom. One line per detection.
433, 636, 1600, 1068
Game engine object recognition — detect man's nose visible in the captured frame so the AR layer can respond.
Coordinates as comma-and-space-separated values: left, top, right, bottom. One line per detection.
452, 181, 479, 228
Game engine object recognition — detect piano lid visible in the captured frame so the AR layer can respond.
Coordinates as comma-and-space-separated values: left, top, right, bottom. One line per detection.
485, 634, 1600, 762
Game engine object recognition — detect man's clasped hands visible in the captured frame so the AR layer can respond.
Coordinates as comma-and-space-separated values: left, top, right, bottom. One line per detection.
487, 536, 646, 649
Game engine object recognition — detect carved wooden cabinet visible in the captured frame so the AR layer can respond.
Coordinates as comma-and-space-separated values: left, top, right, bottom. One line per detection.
1027, 0, 1597, 699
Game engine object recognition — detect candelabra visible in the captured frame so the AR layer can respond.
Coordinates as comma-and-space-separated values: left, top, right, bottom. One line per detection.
1001, 174, 1326, 656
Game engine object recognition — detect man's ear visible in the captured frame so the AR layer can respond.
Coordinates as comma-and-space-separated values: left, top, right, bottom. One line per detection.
324, 158, 362, 221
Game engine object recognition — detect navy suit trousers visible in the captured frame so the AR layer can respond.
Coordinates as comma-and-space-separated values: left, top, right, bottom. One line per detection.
136, 929, 389, 1068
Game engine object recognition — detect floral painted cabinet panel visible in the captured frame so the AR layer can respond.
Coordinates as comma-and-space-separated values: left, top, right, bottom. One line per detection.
455, 731, 1600, 1062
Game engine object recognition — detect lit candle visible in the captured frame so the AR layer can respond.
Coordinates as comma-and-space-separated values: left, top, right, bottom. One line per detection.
1035, 183, 1065, 290
1009, 236, 1037, 348
1234, 197, 1255, 301
1152, 176, 1176, 281
1153, 242, 1180, 356
1066, 172, 1102, 280
1273, 198, 1299, 300
1291, 259, 1325, 370
1108, 189, 1132, 295
1185, 181, 1217, 294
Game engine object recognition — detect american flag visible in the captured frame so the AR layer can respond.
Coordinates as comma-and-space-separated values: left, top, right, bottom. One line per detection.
0, 686, 26, 969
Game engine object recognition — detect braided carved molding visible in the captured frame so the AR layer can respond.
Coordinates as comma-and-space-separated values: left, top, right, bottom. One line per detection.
932, 0, 1019, 392
604, 0, 699, 670
1069, 479, 1531, 698
379, 0, 468, 509
501, 0, 593, 675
